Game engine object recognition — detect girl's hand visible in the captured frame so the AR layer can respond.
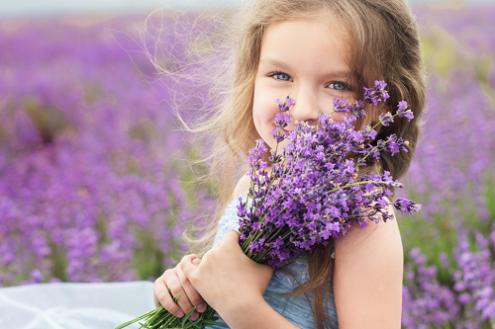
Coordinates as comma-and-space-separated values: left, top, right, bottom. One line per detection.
182, 231, 274, 315
153, 254, 208, 321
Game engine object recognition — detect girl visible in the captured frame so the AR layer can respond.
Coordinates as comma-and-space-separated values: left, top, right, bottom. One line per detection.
153, 0, 425, 328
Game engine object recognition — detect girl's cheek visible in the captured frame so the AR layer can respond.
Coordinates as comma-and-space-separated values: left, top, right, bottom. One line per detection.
259, 97, 281, 123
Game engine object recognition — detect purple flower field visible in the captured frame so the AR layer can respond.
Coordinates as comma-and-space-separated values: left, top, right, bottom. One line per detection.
1, 5, 494, 328
0, 14, 217, 284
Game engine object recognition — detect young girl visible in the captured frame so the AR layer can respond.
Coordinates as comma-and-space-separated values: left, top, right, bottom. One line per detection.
153, 0, 425, 328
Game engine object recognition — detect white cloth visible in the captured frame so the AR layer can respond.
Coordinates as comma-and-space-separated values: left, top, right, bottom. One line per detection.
0, 281, 155, 329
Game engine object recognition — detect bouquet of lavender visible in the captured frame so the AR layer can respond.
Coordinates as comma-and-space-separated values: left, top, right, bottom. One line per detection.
116, 80, 420, 329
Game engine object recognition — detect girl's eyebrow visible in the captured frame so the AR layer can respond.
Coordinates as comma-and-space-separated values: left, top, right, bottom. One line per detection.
259, 57, 354, 80
259, 57, 294, 71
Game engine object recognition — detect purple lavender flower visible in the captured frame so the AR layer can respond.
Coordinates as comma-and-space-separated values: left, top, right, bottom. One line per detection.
379, 112, 394, 126
276, 96, 295, 111
274, 112, 290, 128
385, 135, 408, 156
333, 98, 353, 113
394, 197, 421, 214
397, 100, 409, 112
396, 100, 414, 121
364, 80, 390, 106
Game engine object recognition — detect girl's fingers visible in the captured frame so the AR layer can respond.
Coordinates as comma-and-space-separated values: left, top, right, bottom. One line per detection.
176, 256, 206, 313
154, 273, 179, 315
153, 270, 186, 318
168, 269, 195, 317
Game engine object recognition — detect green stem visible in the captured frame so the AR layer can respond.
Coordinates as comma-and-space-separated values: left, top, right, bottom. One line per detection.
114, 308, 161, 329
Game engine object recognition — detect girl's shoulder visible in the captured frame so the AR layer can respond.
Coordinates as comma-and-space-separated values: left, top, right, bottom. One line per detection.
332, 199, 403, 328
340, 196, 399, 245
333, 197, 402, 274
212, 174, 251, 247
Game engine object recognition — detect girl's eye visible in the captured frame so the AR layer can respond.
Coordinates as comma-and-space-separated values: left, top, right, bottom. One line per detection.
267, 72, 352, 92
327, 81, 351, 91
268, 71, 292, 82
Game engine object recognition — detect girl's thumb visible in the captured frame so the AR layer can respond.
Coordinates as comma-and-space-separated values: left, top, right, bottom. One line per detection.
192, 257, 200, 265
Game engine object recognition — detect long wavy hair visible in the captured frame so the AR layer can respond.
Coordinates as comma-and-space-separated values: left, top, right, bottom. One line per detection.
177, 1, 426, 328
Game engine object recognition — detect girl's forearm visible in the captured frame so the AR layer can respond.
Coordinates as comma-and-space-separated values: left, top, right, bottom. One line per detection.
219, 296, 301, 329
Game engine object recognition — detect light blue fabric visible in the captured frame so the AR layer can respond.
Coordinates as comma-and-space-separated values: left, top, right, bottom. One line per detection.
206, 193, 338, 329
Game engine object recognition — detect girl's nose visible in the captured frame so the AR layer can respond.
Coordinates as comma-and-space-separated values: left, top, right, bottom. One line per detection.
289, 85, 320, 126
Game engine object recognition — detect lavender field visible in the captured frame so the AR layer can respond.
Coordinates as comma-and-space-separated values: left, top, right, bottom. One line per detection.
1, 5, 494, 329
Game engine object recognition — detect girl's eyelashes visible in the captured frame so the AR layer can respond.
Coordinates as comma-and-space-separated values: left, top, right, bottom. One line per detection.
267, 71, 292, 82
326, 81, 353, 92
267, 71, 353, 91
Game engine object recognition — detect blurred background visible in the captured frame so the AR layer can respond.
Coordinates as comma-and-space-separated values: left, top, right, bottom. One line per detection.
0, 0, 494, 328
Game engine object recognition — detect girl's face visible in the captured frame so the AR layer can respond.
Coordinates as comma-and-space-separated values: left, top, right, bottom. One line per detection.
252, 15, 358, 150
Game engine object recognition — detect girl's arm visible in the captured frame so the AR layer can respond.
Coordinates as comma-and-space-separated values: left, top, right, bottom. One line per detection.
182, 231, 301, 329
218, 173, 301, 329
219, 296, 301, 329
333, 205, 404, 329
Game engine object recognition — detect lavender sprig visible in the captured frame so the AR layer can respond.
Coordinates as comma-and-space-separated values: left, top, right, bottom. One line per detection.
237, 80, 420, 269
116, 80, 421, 328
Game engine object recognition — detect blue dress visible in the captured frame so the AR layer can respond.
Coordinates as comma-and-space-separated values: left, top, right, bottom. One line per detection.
205, 193, 339, 329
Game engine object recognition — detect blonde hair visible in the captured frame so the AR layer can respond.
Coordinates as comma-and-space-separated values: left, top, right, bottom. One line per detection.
176, 1, 426, 328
